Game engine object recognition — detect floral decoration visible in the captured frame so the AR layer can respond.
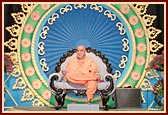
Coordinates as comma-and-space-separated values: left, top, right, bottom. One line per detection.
24, 24, 34, 34
136, 56, 145, 66
21, 38, 31, 48
152, 78, 164, 110
32, 79, 42, 90
31, 11, 41, 21
42, 90, 51, 100
147, 51, 164, 71
131, 70, 140, 80
135, 28, 144, 38
22, 52, 31, 62
137, 43, 146, 52
146, 50, 164, 110
25, 66, 35, 77
129, 15, 139, 25
120, 4, 130, 14
40, 4, 50, 10
4, 54, 14, 74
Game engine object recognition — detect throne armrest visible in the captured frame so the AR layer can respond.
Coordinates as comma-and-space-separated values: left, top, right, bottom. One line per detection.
49, 73, 63, 82
101, 73, 116, 95
48, 73, 63, 95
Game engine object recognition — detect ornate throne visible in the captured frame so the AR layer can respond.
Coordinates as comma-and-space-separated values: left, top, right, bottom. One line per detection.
48, 47, 116, 110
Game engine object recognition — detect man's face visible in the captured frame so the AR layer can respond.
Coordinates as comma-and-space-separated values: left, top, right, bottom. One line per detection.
76, 46, 86, 60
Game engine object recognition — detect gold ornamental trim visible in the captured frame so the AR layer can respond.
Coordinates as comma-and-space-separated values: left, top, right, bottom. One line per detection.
130, 4, 151, 88
17, 4, 51, 106
107, 4, 136, 87
31, 4, 61, 88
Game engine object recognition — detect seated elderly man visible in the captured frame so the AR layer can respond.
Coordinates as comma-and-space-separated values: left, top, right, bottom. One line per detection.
62, 45, 100, 104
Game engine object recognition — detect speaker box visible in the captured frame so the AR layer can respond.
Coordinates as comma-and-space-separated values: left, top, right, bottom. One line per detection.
115, 88, 141, 108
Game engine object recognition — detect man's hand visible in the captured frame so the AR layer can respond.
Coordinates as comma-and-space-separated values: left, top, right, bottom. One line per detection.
97, 75, 101, 81
62, 70, 66, 75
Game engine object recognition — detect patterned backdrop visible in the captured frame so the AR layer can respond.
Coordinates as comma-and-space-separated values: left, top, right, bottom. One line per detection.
3, 3, 164, 111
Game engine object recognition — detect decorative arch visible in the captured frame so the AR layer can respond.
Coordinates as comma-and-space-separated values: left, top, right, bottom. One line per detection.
4, 3, 163, 109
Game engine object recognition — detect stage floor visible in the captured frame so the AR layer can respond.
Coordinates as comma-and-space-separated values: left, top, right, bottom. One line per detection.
5, 106, 147, 112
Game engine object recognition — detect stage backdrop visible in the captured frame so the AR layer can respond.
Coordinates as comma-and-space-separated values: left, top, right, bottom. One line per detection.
3, 3, 164, 111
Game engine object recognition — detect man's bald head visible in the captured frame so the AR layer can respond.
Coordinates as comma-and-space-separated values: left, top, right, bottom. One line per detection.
77, 45, 86, 50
